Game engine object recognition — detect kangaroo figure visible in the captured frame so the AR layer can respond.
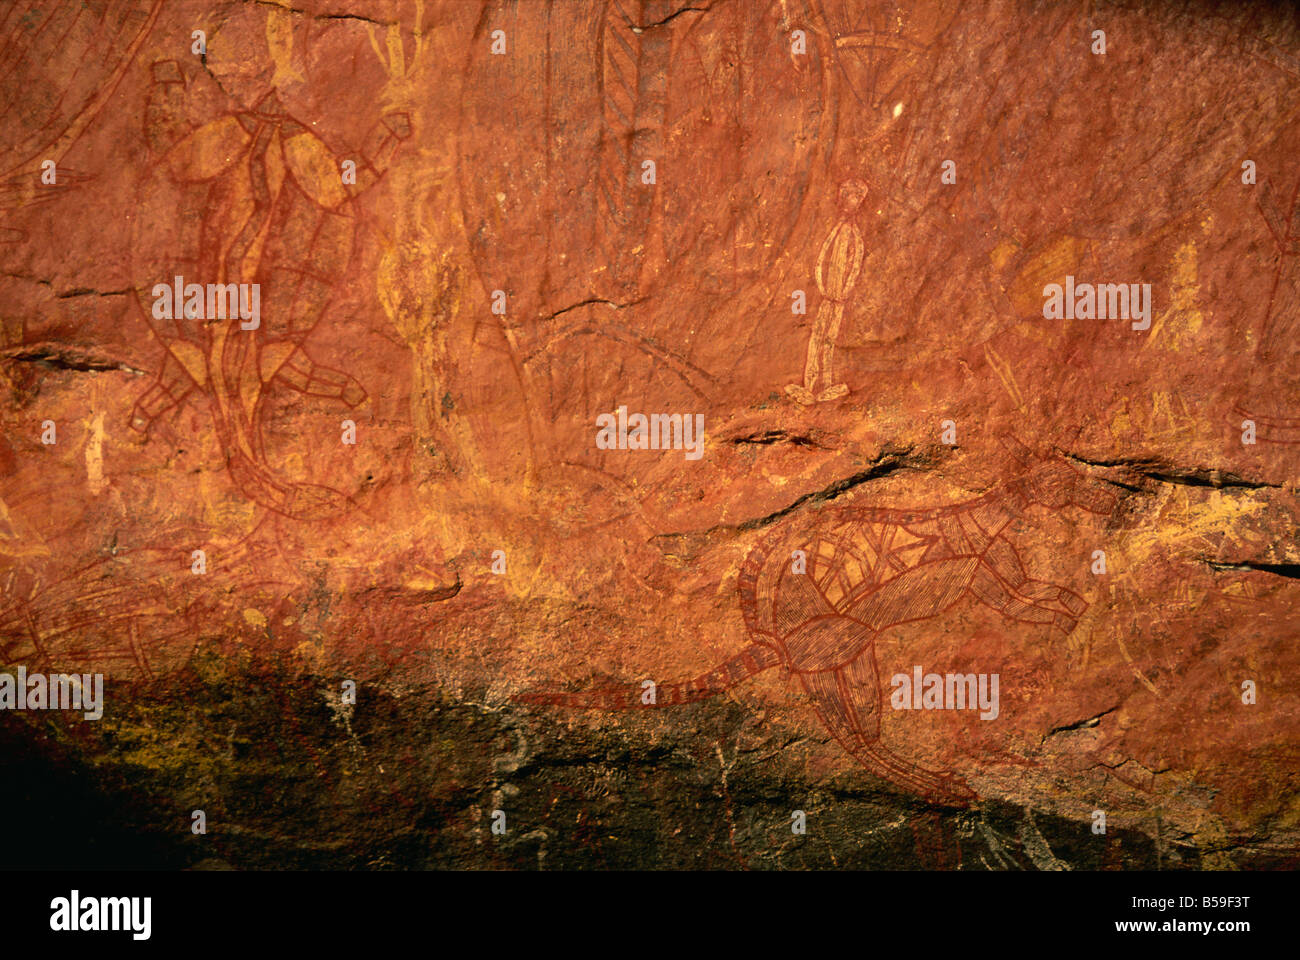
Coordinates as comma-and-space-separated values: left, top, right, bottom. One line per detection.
516, 437, 1117, 807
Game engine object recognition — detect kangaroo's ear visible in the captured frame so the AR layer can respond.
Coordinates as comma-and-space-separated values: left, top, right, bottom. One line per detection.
997, 434, 1037, 466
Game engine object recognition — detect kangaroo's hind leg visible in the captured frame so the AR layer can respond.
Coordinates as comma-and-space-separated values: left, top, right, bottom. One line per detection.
130, 351, 194, 433
797, 647, 976, 807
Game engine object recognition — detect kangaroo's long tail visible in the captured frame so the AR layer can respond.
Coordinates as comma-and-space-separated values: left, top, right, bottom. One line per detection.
227, 452, 354, 521
513, 642, 783, 710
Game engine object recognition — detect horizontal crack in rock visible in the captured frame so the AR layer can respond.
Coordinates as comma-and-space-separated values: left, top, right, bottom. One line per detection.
1043, 705, 1119, 741
538, 297, 643, 325
724, 444, 933, 533
3, 346, 143, 375
248, 0, 395, 26
652, 445, 931, 551
1200, 559, 1300, 580
627, 4, 711, 33
727, 429, 823, 448
55, 287, 130, 299
1062, 451, 1281, 489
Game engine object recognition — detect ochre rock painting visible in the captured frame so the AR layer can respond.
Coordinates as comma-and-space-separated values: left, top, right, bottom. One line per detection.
1, 0, 1298, 871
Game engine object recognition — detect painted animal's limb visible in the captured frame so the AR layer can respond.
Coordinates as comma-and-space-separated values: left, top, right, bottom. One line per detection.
129, 352, 193, 433
277, 111, 410, 213
159, 115, 252, 184
144, 60, 192, 155
226, 453, 354, 521
265, 344, 367, 407
984, 536, 1087, 618
798, 650, 976, 806
354, 112, 413, 194
782, 612, 875, 673
844, 557, 980, 632
969, 559, 1078, 634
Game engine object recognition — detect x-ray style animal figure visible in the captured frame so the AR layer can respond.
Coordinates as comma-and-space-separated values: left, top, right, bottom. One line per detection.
517, 438, 1116, 807
787, 178, 867, 405
130, 22, 411, 520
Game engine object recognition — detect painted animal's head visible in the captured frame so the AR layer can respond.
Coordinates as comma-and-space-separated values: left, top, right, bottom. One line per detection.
999, 435, 1117, 515
206, 2, 305, 109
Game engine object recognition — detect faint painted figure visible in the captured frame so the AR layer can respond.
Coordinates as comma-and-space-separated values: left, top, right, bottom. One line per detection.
0, 544, 228, 683
0, 2, 162, 242
365, 3, 465, 477
787, 179, 867, 405
597, 0, 673, 296
517, 438, 1116, 807
456, 0, 831, 481
1236, 171, 1300, 442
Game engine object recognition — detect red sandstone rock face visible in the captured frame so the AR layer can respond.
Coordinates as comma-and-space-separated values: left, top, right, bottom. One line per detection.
1, 0, 1298, 869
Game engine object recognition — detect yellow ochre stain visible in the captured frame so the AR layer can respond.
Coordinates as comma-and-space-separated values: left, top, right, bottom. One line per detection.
1145, 240, 1202, 351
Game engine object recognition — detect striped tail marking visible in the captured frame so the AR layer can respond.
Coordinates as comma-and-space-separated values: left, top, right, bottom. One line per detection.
513, 642, 782, 710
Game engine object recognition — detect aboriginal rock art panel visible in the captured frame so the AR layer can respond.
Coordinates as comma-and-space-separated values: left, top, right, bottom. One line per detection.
1, 0, 1299, 871
518, 438, 1118, 807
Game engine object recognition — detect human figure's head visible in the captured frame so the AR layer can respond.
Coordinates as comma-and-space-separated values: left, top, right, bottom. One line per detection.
837, 178, 869, 214
206, 3, 305, 108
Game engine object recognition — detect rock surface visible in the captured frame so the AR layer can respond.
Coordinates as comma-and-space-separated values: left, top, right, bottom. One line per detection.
1, 0, 1298, 869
